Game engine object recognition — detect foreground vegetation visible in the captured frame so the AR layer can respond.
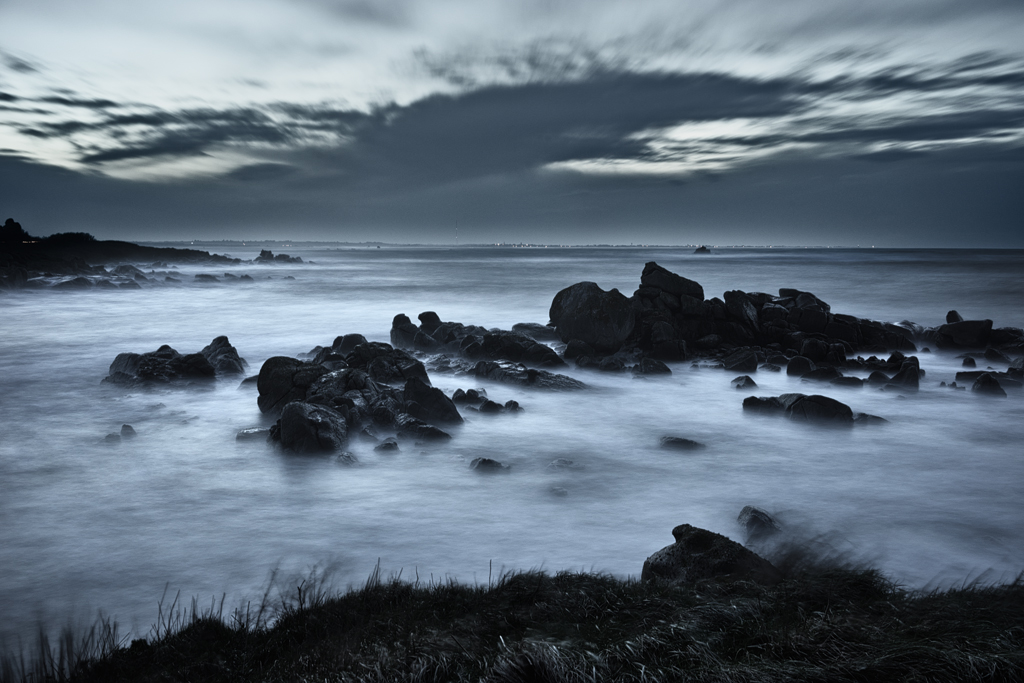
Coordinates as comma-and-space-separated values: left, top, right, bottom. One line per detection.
3, 558, 1023, 683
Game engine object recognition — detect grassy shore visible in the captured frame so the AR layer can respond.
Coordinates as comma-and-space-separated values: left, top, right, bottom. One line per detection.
3, 555, 1023, 683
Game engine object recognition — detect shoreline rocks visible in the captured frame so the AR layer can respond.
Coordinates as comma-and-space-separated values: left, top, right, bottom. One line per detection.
642, 524, 782, 586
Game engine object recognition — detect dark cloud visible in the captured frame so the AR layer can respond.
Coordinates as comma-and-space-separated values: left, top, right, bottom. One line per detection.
38, 95, 120, 109
299, 0, 411, 26
2, 53, 39, 74
0, 92, 18, 102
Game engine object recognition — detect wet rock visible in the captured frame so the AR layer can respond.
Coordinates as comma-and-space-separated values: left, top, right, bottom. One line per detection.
452, 388, 486, 404
194, 274, 218, 283
743, 393, 856, 423
737, 506, 781, 543
512, 322, 560, 342
547, 458, 582, 471
660, 436, 707, 451
641, 524, 782, 586
255, 249, 302, 264
962, 357, 977, 368
120, 424, 137, 439
104, 433, 121, 443
759, 363, 782, 372
236, 427, 270, 442
946, 310, 964, 323
831, 376, 864, 388
470, 360, 587, 390
866, 370, 890, 386
549, 281, 636, 353
346, 342, 429, 385
504, 400, 523, 412
390, 314, 440, 351
277, 401, 348, 452
105, 344, 217, 386
478, 399, 506, 413
985, 348, 1011, 364
333, 334, 369, 355
394, 413, 451, 441
635, 357, 671, 375
801, 366, 842, 382
972, 373, 1006, 397
640, 261, 705, 300
563, 339, 595, 360
417, 311, 443, 335
693, 246, 711, 254
470, 457, 510, 473
731, 375, 757, 389
200, 336, 247, 375
936, 319, 993, 348
256, 357, 329, 413
723, 348, 759, 373
598, 356, 627, 373
404, 377, 463, 424
786, 356, 816, 377
374, 437, 400, 452
335, 452, 358, 465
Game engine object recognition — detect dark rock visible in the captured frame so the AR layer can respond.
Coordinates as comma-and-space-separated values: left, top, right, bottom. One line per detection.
374, 437, 400, 452
972, 373, 1006, 397
236, 427, 270, 442
830, 376, 864, 388
888, 361, 920, 391
333, 334, 368, 355
759, 363, 782, 372
334, 452, 358, 465
346, 342, 429, 385
563, 339, 595, 360
470, 360, 587, 390
641, 524, 782, 585
737, 506, 781, 543
660, 436, 707, 451
936, 319, 993, 348
946, 310, 964, 323
452, 388, 486, 404
53, 276, 94, 289
984, 348, 1011, 364
104, 433, 121, 443
962, 357, 977, 368
478, 399, 506, 413
256, 357, 330, 413
693, 246, 711, 254
512, 322, 560, 342
96, 279, 118, 289
731, 375, 757, 389
105, 344, 217, 386
120, 424, 137, 439
799, 338, 829, 363
394, 413, 451, 441
278, 401, 348, 452
635, 358, 672, 375
504, 400, 522, 412
741, 396, 785, 414
783, 393, 854, 422
549, 281, 636, 352
723, 348, 759, 373
194, 274, 218, 283
801, 366, 842, 382
640, 262, 705, 300
854, 413, 889, 424
786, 356, 816, 377
200, 336, 247, 375
418, 311, 443, 334
866, 370, 890, 386
404, 377, 463, 424
390, 314, 439, 351
598, 356, 626, 373
470, 457, 510, 473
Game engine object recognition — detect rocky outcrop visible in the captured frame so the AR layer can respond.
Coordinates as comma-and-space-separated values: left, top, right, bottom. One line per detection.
104, 338, 246, 386
390, 314, 564, 367
277, 401, 348, 452
255, 249, 303, 264
257, 357, 330, 413
469, 360, 587, 390
641, 524, 782, 586
403, 377, 463, 424
549, 281, 637, 353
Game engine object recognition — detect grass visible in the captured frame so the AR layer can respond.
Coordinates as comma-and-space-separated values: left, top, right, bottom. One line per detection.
3, 557, 1023, 683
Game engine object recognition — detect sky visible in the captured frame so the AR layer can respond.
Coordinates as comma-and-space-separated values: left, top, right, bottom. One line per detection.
1, 0, 1022, 246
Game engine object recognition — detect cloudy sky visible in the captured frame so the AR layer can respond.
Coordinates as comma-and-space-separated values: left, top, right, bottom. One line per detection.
1, 0, 1022, 245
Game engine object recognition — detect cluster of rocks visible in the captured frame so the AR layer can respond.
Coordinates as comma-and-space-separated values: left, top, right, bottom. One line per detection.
742, 393, 886, 424
391, 312, 564, 367
104, 336, 248, 386
254, 249, 303, 264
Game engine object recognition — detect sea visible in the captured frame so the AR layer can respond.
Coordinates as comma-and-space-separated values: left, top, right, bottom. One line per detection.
1, 245, 1022, 645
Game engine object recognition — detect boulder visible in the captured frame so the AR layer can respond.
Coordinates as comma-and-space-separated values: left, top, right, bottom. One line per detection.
470, 457, 511, 473
470, 360, 587, 391
549, 281, 636, 353
200, 336, 247, 375
962, 357, 977, 368
390, 314, 439, 351
278, 401, 348, 452
236, 427, 270, 442
786, 356, 816, 377
743, 393, 855, 423
723, 348, 759, 373
640, 262, 704, 300
641, 524, 782, 585
563, 339, 595, 360
120, 424, 137, 439
731, 375, 757, 389
946, 310, 964, 323
256, 357, 330, 413
511, 322, 560, 342
936, 319, 993, 348
394, 413, 451, 441
403, 377, 463, 424
972, 373, 1006, 397
346, 342, 430, 385
635, 358, 672, 375
105, 345, 216, 385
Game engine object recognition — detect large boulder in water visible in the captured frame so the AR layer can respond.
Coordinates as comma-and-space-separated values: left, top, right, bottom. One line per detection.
257, 357, 330, 413
105, 344, 216, 385
641, 524, 782, 586
345, 342, 429, 385
640, 262, 704, 300
549, 281, 636, 353
935, 319, 993, 348
743, 393, 855, 423
277, 401, 348, 452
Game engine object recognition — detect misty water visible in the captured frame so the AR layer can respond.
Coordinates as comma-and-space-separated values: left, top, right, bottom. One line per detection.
2, 246, 1023, 645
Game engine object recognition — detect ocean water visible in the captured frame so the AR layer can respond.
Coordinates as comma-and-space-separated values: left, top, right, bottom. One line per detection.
1, 246, 1022, 644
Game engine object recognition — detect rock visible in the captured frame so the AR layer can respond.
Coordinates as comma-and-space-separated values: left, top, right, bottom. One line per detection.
194, 274, 218, 283
744, 393, 855, 423
418, 311, 443, 334
256, 357, 330, 413
394, 413, 451, 441
972, 373, 1006, 397
504, 400, 523, 412
641, 524, 782, 586
635, 357, 671, 375
984, 348, 1011, 364
236, 427, 270, 442
888, 361, 920, 390
105, 344, 217, 386
512, 322, 560, 342
333, 334, 368, 355
563, 339, 596, 360
452, 388, 486, 404
470, 457, 510, 473
737, 506, 781, 543
759, 363, 782, 372
640, 262, 705, 300
693, 246, 711, 254
53, 276, 94, 289
732, 375, 757, 389
478, 399, 506, 413
786, 356, 816, 377
866, 370, 890, 386
830, 376, 864, 388
346, 342, 429, 385
470, 360, 587, 391
723, 348, 759, 373
200, 336, 247, 375
946, 310, 964, 323
547, 458, 582, 471
120, 424, 137, 439
374, 437, 400, 452
660, 436, 707, 451
404, 377, 463, 424
801, 366, 842, 382
277, 401, 348, 453
390, 314, 440, 351
962, 357, 977, 368
936, 319, 993, 348
549, 281, 636, 353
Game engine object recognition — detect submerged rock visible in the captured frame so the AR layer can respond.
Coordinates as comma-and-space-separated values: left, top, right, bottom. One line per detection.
277, 401, 348, 452
470, 360, 587, 390
641, 524, 782, 586
972, 373, 1007, 397
742, 393, 857, 423
737, 506, 782, 544
660, 436, 707, 451
470, 457, 511, 473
